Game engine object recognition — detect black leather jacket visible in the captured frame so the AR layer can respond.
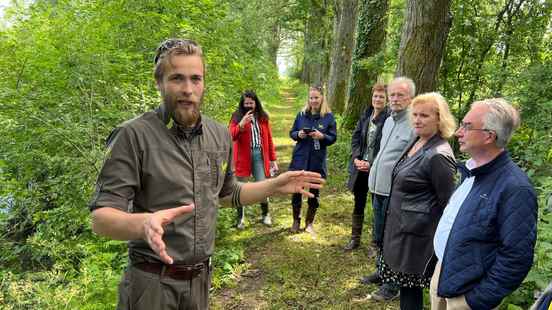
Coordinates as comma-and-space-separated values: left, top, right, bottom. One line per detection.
382, 134, 456, 276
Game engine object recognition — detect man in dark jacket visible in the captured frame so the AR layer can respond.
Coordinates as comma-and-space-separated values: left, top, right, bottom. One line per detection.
431, 98, 537, 310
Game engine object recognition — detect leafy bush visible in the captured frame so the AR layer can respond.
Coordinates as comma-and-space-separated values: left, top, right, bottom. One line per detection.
0, 0, 280, 307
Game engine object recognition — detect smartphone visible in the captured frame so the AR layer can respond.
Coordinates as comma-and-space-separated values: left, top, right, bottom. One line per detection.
302, 127, 313, 134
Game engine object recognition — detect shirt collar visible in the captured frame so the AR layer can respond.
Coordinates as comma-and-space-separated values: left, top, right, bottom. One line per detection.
391, 108, 408, 121
173, 117, 203, 139
459, 150, 510, 179
307, 110, 321, 119
156, 104, 203, 139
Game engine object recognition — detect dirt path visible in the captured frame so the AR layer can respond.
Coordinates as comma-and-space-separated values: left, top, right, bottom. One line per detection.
211, 83, 401, 309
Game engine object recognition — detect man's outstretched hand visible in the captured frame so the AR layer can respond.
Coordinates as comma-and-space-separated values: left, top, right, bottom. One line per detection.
143, 204, 195, 264
272, 170, 325, 197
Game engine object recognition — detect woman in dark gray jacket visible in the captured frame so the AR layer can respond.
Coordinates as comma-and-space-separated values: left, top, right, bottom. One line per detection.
379, 93, 457, 310
344, 82, 389, 251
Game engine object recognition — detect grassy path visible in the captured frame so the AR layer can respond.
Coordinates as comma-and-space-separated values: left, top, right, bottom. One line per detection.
211, 81, 401, 309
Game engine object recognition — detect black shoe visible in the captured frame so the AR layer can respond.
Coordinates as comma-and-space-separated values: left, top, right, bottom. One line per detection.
359, 273, 382, 285
371, 285, 399, 301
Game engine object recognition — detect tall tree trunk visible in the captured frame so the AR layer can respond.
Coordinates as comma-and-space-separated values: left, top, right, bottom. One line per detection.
396, 0, 452, 94
327, 0, 359, 114
343, 0, 389, 129
268, 23, 281, 67
301, 0, 330, 85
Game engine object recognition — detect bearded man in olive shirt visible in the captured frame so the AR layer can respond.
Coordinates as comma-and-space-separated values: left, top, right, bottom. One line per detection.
89, 39, 324, 310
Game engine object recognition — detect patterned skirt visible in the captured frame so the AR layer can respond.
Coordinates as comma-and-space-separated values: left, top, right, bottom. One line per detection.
377, 253, 430, 288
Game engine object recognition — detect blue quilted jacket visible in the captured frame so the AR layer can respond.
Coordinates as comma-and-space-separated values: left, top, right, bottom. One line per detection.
438, 151, 537, 310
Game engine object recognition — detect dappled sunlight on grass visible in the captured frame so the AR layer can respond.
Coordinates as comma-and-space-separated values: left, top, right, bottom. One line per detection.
273, 136, 293, 146
270, 104, 297, 109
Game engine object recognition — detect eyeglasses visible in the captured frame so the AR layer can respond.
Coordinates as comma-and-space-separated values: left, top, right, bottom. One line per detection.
154, 39, 199, 64
458, 121, 497, 138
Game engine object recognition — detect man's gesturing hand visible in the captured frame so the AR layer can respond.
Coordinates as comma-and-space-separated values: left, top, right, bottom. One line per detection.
143, 204, 195, 264
272, 171, 325, 197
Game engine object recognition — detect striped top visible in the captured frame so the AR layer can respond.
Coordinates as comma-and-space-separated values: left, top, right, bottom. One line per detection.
250, 117, 262, 148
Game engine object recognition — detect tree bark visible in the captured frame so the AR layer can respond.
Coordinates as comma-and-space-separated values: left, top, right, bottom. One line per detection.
343, 0, 389, 129
268, 23, 281, 67
301, 0, 331, 86
327, 0, 359, 114
396, 0, 452, 94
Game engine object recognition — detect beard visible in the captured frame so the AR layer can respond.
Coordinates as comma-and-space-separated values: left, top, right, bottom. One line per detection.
163, 92, 202, 127
174, 104, 200, 127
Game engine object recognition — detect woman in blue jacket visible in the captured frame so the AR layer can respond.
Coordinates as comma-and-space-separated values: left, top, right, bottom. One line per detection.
288, 85, 337, 233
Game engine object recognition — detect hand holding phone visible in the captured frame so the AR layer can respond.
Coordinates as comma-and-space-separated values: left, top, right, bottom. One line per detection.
239, 110, 254, 128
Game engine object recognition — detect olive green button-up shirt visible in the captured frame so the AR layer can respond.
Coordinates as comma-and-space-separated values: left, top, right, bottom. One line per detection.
89, 105, 242, 264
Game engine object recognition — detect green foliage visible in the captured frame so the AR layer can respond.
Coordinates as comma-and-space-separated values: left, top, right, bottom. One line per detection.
508, 61, 552, 176
440, 0, 552, 118
327, 114, 352, 192
0, 0, 280, 307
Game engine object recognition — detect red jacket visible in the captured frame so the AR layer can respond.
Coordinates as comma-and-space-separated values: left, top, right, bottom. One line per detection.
229, 117, 277, 178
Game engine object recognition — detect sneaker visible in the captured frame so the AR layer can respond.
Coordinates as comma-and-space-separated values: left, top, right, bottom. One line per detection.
262, 214, 272, 226
359, 272, 382, 285
371, 285, 399, 301
305, 223, 315, 234
236, 218, 245, 230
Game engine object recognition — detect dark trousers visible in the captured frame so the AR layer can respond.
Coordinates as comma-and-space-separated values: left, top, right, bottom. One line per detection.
371, 193, 388, 247
117, 263, 212, 310
291, 188, 320, 210
352, 171, 369, 215
400, 286, 423, 310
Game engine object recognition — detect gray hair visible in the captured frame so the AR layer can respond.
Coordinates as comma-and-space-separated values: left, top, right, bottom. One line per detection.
473, 98, 520, 148
390, 76, 416, 98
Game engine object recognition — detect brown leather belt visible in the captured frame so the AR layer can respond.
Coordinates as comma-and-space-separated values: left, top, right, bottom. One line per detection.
134, 260, 209, 281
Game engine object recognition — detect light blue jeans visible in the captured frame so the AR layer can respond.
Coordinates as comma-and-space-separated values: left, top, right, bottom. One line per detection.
237, 147, 268, 220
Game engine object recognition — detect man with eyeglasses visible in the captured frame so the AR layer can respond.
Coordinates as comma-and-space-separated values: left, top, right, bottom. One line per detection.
430, 99, 537, 310
88, 38, 324, 309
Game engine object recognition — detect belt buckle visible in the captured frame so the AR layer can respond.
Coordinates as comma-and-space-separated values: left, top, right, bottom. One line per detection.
193, 262, 205, 270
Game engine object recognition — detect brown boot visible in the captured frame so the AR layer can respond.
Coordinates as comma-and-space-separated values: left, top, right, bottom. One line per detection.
304, 198, 318, 234
290, 201, 301, 233
344, 214, 364, 251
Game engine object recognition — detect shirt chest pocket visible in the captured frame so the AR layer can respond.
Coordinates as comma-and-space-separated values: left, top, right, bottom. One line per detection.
203, 151, 226, 191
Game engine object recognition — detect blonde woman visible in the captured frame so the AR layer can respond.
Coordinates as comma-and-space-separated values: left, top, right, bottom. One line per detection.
379, 92, 457, 310
288, 85, 337, 233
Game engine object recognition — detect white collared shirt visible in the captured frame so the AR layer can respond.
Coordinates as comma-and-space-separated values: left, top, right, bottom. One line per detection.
434, 159, 477, 261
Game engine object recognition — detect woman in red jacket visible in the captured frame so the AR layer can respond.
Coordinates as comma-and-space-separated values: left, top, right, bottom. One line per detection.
229, 90, 278, 229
